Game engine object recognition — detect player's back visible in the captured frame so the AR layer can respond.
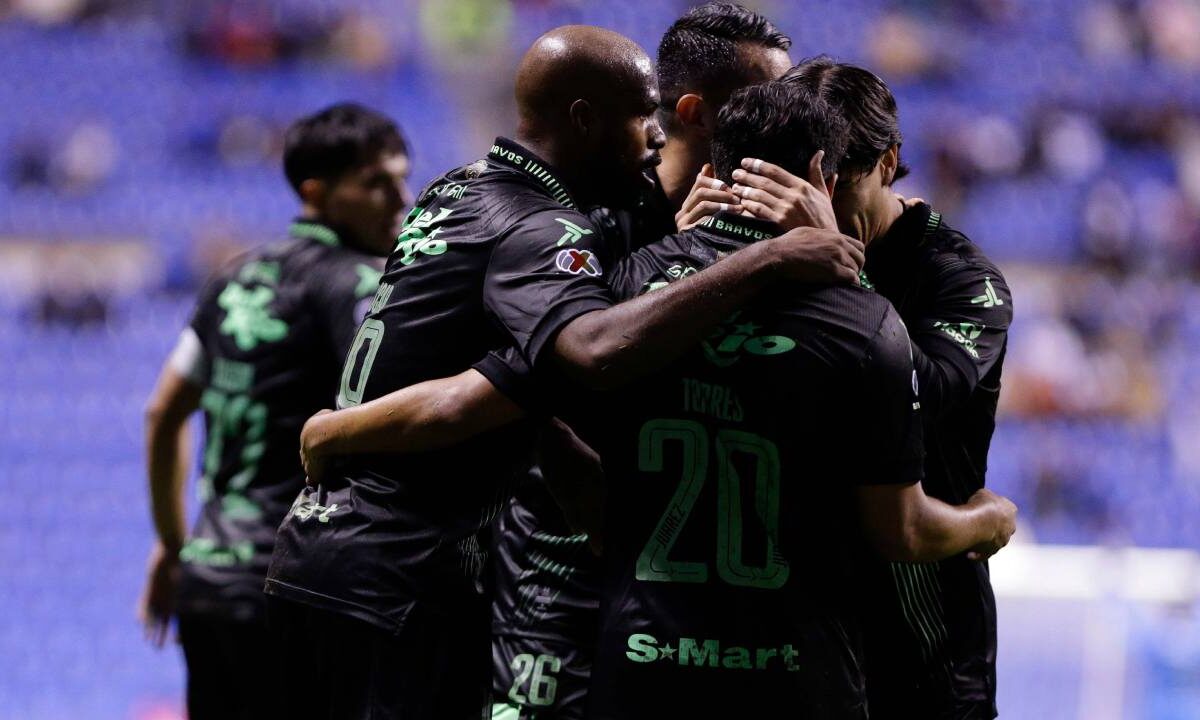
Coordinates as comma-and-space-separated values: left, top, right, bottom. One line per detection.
583, 216, 922, 719
586, 288, 915, 719
180, 226, 380, 619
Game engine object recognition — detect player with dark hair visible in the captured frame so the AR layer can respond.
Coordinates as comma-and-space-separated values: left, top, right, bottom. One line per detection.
137, 101, 410, 720
264, 27, 860, 720
296, 75, 1017, 718
580, 76, 1016, 720
735, 57, 1016, 719
485, 6, 808, 718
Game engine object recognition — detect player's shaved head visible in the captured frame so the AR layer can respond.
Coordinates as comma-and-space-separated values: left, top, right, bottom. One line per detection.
510, 25, 665, 208
515, 25, 654, 133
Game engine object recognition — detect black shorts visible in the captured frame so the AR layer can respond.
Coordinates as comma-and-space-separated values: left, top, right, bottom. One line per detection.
267, 596, 491, 720
491, 634, 591, 720
177, 613, 273, 720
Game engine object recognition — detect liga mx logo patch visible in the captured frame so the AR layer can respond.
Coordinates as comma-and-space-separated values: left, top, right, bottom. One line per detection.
556, 248, 602, 277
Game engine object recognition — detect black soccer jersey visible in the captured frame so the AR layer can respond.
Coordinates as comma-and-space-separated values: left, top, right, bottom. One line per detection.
488, 171, 680, 720
265, 138, 620, 633
573, 213, 926, 719
588, 167, 677, 260
861, 203, 1014, 719
178, 220, 384, 621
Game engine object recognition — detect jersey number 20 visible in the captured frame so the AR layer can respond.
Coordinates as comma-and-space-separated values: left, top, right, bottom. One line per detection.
636, 418, 789, 590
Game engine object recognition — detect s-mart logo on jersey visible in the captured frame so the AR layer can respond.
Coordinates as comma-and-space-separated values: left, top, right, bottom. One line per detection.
556, 248, 602, 277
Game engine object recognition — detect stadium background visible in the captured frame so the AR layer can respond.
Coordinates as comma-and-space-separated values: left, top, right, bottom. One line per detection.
1, 0, 1198, 717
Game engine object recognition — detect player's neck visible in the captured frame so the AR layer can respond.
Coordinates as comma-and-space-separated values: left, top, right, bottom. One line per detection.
655, 138, 706, 212
512, 129, 594, 206
861, 189, 906, 247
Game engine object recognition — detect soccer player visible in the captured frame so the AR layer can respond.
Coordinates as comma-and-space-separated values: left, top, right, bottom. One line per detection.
577, 77, 1017, 720
298, 78, 1018, 719
264, 26, 860, 720
138, 103, 411, 720
737, 58, 1016, 719
490, 6, 800, 718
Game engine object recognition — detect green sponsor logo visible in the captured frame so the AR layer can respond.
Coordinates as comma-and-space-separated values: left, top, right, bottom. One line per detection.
290, 498, 341, 523
218, 282, 288, 350
354, 263, 382, 298
933, 320, 983, 359
395, 207, 453, 265
554, 218, 593, 246
625, 633, 800, 672
971, 277, 1004, 308
701, 313, 796, 367
179, 538, 254, 566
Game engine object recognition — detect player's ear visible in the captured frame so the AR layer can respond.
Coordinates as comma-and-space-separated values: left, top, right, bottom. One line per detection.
879, 145, 900, 186
298, 178, 327, 209
569, 99, 596, 138
674, 94, 707, 132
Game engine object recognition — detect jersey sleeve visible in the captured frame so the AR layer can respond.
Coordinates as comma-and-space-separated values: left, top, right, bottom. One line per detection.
606, 234, 711, 302
187, 272, 227, 340
483, 209, 614, 368
909, 260, 1013, 419
850, 306, 925, 486
471, 345, 546, 415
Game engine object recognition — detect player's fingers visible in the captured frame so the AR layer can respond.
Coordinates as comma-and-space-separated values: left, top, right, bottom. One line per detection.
844, 242, 866, 269
843, 234, 866, 255
686, 187, 740, 206
740, 157, 806, 189
730, 169, 791, 200
679, 182, 735, 217
678, 201, 742, 230
736, 198, 778, 223
834, 264, 860, 285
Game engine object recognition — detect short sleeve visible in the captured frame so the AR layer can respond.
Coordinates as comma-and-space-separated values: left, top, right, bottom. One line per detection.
850, 307, 925, 486
605, 233, 712, 302
187, 272, 227, 340
483, 209, 615, 368
909, 261, 1013, 418
471, 346, 546, 415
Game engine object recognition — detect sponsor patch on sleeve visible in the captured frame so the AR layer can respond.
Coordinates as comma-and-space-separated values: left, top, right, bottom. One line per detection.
555, 248, 602, 277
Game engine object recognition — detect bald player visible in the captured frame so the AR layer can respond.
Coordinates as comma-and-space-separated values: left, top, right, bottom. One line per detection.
266, 26, 861, 720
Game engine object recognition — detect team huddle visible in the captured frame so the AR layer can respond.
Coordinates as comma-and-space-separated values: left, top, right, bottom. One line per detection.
140, 4, 1018, 719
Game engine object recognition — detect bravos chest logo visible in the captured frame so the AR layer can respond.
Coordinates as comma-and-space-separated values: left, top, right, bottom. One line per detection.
701, 313, 795, 367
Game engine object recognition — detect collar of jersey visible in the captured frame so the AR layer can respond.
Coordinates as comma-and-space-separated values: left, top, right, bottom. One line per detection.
289, 219, 341, 247
488, 137, 578, 209
694, 211, 779, 247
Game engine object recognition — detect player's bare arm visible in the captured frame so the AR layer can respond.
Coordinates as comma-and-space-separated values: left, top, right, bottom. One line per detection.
552, 225, 864, 390
856, 482, 1017, 563
140, 361, 202, 647
300, 368, 524, 484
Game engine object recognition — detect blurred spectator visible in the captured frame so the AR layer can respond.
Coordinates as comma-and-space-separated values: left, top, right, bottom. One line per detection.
52, 121, 118, 193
